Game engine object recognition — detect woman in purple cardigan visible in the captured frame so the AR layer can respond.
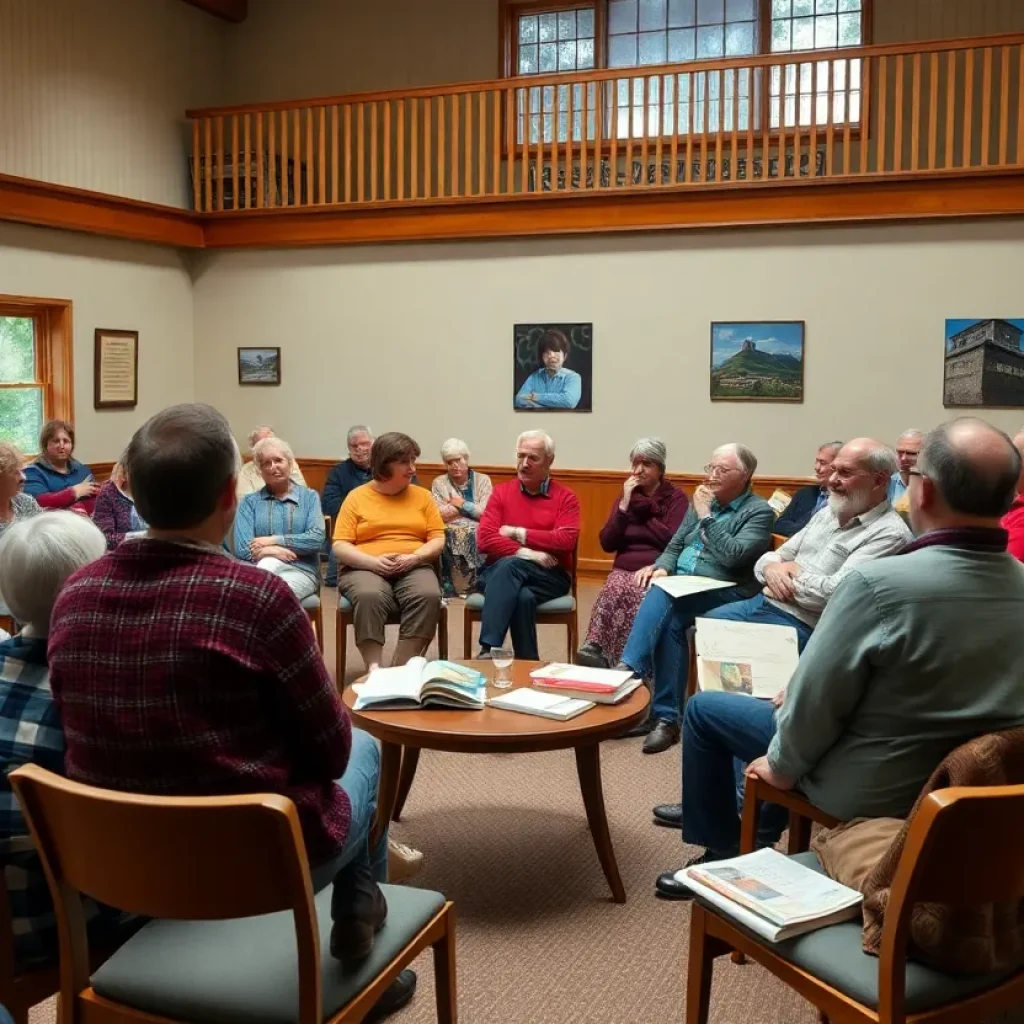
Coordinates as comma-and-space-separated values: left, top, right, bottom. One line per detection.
576, 438, 688, 669
92, 461, 148, 551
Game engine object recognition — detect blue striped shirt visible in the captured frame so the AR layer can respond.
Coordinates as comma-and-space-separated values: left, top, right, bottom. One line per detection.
233, 485, 325, 586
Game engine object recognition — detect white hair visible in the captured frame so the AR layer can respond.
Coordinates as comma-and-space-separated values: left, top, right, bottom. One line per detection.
252, 436, 295, 468
517, 430, 555, 459
440, 438, 470, 462
712, 442, 757, 478
347, 425, 372, 445
898, 428, 925, 443
247, 425, 275, 449
0, 512, 106, 634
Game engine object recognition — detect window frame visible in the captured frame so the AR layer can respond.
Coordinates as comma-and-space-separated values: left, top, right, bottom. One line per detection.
0, 295, 75, 456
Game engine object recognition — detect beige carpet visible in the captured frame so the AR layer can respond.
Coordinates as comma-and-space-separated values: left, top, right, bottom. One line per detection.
29, 582, 1024, 1023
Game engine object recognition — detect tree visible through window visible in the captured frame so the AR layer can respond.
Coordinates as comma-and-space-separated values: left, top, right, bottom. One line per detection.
0, 317, 44, 453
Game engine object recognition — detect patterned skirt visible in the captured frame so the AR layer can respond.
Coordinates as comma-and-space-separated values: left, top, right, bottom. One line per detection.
443, 520, 481, 593
584, 567, 647, 664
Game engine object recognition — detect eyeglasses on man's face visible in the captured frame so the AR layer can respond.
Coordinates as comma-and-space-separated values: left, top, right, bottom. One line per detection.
704, 464, 740, 478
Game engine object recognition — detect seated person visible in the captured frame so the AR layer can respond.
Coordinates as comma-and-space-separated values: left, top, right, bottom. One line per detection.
48, 404, 415, 1017
0, 441, 40, 543
92, 458, 148, 550
514, 328, 582, 410
235, 425, 306, 499
655, 418, 1024, 897
0, 512, 136, 971
233, 436, 324, 601
333, 432, 444, 674
576, 438, 688, 668
616, 444, 774, 755
431, 438, 492, 598
1004, 426, 1024, 560
888, 427, 923, 504
22, 419, 99, 515
475, 431, 580, 660
772, 441, 842, 537
323, 425, 375, 588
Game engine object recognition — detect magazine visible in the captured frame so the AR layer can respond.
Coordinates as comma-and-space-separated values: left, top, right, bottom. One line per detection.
694, 617, 800, 699
352, 657, 486, 710
487, 688, 594, 721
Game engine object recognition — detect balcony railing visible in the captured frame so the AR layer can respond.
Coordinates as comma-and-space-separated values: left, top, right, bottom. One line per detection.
187, 32, 1024, 214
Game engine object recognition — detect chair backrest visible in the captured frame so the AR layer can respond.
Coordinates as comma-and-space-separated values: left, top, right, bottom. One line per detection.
568, 543, 579, 600
771, 534, 787, 551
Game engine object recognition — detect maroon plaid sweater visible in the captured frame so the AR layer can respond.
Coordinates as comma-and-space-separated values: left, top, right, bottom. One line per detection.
48, 538, 351, 864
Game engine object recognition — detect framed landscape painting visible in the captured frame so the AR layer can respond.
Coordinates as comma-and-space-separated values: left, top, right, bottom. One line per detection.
237, 346, 281, 386
710, 321, 805, 402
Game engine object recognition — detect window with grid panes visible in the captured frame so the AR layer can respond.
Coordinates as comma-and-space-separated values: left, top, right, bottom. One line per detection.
0, 316, 45, 453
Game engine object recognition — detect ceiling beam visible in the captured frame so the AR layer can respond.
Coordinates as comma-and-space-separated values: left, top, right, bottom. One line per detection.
179, 0, 247, 23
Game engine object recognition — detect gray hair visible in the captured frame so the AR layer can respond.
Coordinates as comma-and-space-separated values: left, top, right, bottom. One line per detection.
818, 440, 844, 457
630, 437, 667, 470
246, 425, 275, 449
861, 445, 899, 476
0, 441, 24, 478
918, 419, 1020, 517
440, 438, 470, 462
127, 404, 239, 531
253, 435, 295, 468
898, 428, 925, 444
0, 512, 106, 634
517, 430, 555, 459
347, 425, 372, 445
713, 442, 757, 478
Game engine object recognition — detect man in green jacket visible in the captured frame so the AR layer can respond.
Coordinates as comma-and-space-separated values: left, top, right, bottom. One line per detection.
617, 443, 774, 754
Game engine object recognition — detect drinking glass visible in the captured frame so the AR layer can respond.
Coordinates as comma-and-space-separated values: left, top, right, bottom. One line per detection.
491, 647, 514, 689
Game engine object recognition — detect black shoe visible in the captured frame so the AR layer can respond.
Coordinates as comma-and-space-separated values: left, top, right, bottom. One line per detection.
623, 717, 653, 738
652, 803, 682, 829
575, 642, 609, 668
476, 648, 492, 660
655, 851, 717, 901
642, 719, 680, 754
364, 969, 418, 1022
329, 861, 388, 962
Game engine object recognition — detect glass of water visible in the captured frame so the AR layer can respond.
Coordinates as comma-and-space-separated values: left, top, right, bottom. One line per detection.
491, 647, 514, 689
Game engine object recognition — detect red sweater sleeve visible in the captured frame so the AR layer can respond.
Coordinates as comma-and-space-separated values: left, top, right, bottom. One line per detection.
35, 487, 77, 509
477, 485, 520, 559
524, 487, 580, 552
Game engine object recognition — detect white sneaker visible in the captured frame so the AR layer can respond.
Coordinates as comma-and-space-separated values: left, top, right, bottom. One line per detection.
388, 839, 424, 883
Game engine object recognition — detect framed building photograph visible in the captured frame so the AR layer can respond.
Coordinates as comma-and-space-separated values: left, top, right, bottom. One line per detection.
238, 346, 281, 386
94, 328, 139, 409
944, 319, 1024, 407
710, 321, 805, 402
513, 323, 592, 412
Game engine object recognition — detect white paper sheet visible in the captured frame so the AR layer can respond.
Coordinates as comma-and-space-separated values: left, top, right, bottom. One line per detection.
694, 617, 800, 699
653, 575, 736, 599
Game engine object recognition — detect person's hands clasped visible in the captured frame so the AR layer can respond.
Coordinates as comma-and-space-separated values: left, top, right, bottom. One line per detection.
73, 480, 101, 500
440, 504, 459, 523
449, 494, 465, 510
378, 553, 420, 577
500, 524, 527, 544
249, 536, 277, 559
762, 561, 799, 602
634, 565, 667, 589
515, 547, 557, 568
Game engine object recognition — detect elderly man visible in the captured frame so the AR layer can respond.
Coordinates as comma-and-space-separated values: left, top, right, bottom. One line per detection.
235, 425, 306, 499
888, 428, 924, 505
656, 418, 1024, 896
773, 440, 842, 537
475, 430, 580, 660
1003, 426, 1024, 560
616, 443, 774, 754
48, 405, 416, 1018
323, 426, 374, 588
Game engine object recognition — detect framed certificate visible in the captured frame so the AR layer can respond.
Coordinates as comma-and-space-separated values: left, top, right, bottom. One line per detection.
94, 329, 139, 409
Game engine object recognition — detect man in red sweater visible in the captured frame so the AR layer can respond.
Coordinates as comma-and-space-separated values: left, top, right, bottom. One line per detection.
1003, 426, 1024, 561
476, 430, 580, 659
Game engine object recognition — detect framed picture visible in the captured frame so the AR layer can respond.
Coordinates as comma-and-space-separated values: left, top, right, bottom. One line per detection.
94, 329, 139, 410
513, 323, 592, 412
944, 319, 1024, 407
710, 321, 805, 402
238, 347, 281, 386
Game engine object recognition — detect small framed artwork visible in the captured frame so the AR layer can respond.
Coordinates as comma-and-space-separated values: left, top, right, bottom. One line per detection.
94, 329, 139, 410
944, 319, 1024, 407
238, 346, 281, 386
513, 323, 593, 412
710, 321, 805, 402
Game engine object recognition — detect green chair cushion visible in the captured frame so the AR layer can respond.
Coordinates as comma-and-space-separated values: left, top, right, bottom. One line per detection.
464, 593, 575, 614
91, 884, 445, 1024
337, 594, 352, 613
300, 594, 321, 611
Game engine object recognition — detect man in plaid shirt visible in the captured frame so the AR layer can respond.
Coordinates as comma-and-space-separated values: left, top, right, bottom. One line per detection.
49, 405, 414, 1016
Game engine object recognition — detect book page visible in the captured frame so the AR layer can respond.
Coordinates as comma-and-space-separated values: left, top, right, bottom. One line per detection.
423, 660, 486, 689
694, 618, 799, 699
353, 658, 426, 703
529, 663, 634, 688
653, 575, 737, 600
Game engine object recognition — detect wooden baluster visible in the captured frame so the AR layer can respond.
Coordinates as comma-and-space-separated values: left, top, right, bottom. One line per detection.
357, 104, 365, 202
383, 100, 392, 201
255, 112, 264, 208
745, 67, 754, 180
566, 82, 575, 189
1018, 45, 1024, 166
762, 66, 771, 180
701, 71, 710, 183
411, 99, 419, 200
641, 75, 649, 183
825, 60, 834, 176
946, 51, 956, 169
859, 55, 871, 174
505, 88, 515, 194
243, 113, 251, 209
535, 87, 544, 192
999, 46, 1010, 166
480, 92, 487, 196
778, 64, 787, 179
551, 85, 560, 191
305, 109, 314, 203
842, 60, 851, 175
370, 102, 378, 201
292, 109, 300, 205
521, 86, 530, 192
467, 94, 475, 196
581, 83, 589, 190
686, 73, 695, 183
318, 107, 326, 204
331, 105, 339, 203
963, 49, 974, 167
928, 53, 938, 171
730, 69, 739, 182
230, 115, 239, 210
344, 105, 352, 202
981, 47, 993, 167
910, 53, 921, 170
809, 61, 817, 179
494, 90, 503, 195
877, 55, 887, 172
215, 116, 224, 211
793, 63, 801, 179
610, 80, 619, 187
626, 79, 635, 187
450, 92, 459, 197
655, 75, 664, 185
279, 110, 288, 205
715, 69, 724, 182
191, 120, 201, 211
267, 111, 276, 207
424, 95, 432, 197
894, 54, 904, 172
439, 96, 447, 197
594, 80, 603, 189
670, 74, 680, 185
397, 99, 405, 200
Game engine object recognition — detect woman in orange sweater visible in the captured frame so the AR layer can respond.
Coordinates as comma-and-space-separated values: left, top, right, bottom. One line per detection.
333, 432, 445, 674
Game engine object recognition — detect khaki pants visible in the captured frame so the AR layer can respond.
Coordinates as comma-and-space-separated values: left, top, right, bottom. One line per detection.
339, 565, 441, 646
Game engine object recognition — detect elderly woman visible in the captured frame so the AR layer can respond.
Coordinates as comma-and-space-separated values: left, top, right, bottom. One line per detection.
514, 327, 583, 409
431, 438, 492, 598
333, 432, 445, 673
577, 439, 689, 669
22, 419, 99, 515
236, 425, 307, 500
0, 442, 40, 542
92, 459, 148, 550
233, 436, 324, 601
0, 512, 135, 970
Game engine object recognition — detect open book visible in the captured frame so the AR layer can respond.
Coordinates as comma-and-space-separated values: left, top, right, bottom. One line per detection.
352, 657, 486, 711
679, 848, 863, 943
528, 664, 642, 704
487, 688, 594, 721
694, 617, 800, 699
653, 575, 737, 600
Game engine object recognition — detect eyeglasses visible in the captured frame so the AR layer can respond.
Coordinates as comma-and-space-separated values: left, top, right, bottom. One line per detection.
704, 464, 740, 477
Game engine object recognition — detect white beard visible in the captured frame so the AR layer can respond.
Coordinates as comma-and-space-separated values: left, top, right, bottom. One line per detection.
828, 489, 871, 520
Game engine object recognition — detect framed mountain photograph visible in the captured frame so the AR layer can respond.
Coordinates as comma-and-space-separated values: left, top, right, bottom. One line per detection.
710, 322, 805, 402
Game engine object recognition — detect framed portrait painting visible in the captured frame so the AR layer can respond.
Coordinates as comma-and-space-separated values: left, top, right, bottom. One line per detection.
513, 323, 592, 412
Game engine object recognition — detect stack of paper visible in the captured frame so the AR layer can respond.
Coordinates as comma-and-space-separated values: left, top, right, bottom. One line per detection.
694, 618, 799, 699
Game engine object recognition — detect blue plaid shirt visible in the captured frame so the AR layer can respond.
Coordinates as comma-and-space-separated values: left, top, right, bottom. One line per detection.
676, 494, 744, 574
0, 635, 130, 970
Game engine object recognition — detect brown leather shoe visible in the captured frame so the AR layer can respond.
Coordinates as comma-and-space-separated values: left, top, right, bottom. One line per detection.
642, 719, 680, 754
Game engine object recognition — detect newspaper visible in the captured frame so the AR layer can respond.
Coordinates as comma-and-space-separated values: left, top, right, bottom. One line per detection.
694, 617, 800, 699
679, 848, 862, 943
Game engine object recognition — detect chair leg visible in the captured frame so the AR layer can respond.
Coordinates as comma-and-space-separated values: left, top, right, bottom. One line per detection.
685, 904, 717, 1024
393, 747, 420, 821
433, 906, 457, 1024
438, 606, 449, 661
463, 611, 474, 660
787, 815, 812, 855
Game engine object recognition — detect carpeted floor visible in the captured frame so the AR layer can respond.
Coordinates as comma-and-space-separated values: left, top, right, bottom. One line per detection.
28, 581, 1024, 1023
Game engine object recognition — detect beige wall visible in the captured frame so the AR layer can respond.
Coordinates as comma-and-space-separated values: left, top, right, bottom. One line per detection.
190, 220, 1024, 476
0, 0, 224, 207
0, 224, 196, 462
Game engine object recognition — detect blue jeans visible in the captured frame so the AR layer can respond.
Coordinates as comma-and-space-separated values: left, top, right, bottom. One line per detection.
681, 691, 787, 858
620, 582, 746, 724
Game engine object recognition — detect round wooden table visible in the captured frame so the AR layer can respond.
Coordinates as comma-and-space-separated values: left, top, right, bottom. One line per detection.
343, 660, 650, 904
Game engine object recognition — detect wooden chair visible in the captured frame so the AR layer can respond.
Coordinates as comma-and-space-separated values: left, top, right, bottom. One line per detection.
688, 782, 1024, 1024
303, 592, 324, 653
771, 533, 788, 550
0, 616, 15, 637
9, 763, 457, 1024
0, 875, 59, 1024
335, 561, 449, 688
462, 547, 579, 661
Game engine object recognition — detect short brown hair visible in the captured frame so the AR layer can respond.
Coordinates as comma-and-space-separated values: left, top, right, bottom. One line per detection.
371, 432, 420, 482
538, 328, 570, 358
40, 419, 75, 453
